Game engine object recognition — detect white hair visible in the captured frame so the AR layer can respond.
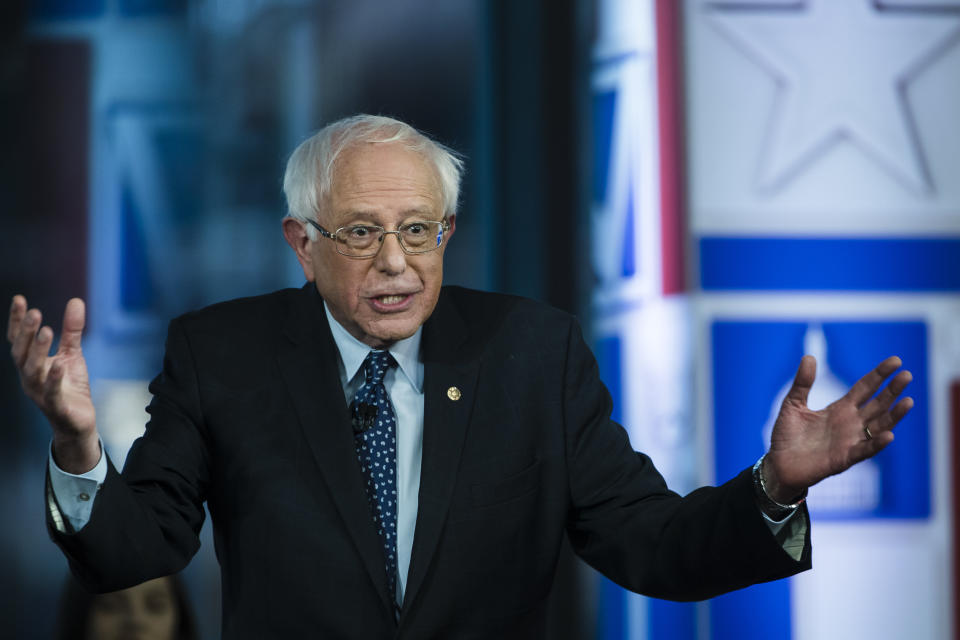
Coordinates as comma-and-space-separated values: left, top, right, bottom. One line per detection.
282, 114, 465, 240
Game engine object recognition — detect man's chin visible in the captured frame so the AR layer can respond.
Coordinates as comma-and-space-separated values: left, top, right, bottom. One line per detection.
359, 317, 422, 349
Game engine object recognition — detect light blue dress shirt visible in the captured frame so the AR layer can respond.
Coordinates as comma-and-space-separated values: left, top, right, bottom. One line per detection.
322, 303, 424, 606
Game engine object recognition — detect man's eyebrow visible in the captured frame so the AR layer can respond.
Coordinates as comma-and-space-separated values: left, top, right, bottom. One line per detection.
400, 208, 441, 220
336, 208, 440, 223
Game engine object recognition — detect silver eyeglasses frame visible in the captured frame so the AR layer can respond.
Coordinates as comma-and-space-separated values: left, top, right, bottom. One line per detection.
305, 218, 450, 258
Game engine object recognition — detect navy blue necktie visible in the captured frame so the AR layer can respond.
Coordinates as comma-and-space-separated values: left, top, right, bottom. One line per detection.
351, 351, 398, 601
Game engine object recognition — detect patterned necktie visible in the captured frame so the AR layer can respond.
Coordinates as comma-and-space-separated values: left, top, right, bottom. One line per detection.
351, 350, 399, 601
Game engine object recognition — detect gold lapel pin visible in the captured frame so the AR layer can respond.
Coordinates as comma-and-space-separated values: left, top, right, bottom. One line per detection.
447, 386, 462, 401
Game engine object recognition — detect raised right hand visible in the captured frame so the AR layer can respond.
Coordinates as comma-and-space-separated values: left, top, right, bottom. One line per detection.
8, 295, 100, 473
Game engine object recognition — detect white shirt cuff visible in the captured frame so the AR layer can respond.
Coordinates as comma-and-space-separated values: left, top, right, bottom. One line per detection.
47, 440, 107, 532
758, 504, 807, 561
761, 504, 796, 536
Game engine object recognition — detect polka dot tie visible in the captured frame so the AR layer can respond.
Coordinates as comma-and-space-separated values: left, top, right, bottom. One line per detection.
351, 350, 398, 601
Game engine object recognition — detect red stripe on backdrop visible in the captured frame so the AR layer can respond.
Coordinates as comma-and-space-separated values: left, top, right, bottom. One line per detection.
655, 0, 687, 295
953, 380, 960, 640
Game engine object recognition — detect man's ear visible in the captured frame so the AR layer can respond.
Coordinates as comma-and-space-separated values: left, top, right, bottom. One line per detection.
445, 214, 456, 243
282, 217, 316, 282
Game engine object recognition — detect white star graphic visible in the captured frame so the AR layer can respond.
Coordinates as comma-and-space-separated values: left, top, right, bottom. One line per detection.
709, 0, 960, 193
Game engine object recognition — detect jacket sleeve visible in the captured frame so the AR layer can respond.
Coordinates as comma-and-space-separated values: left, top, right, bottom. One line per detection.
562, 319, 811, 601
47, 317, 211, 593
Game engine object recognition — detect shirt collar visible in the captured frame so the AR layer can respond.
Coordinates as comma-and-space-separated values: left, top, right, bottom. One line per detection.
323, 302, 424, 392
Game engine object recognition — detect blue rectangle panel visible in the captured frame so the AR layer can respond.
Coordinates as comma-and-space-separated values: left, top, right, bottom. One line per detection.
700, 237, 960, 291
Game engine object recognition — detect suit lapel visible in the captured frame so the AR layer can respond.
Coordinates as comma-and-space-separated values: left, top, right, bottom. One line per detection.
402, 291, 480, 615
275, 284, 393, 614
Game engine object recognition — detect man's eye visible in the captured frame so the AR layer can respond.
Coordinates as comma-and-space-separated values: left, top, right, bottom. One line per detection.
347, 226, 372, 238
403, 223, 427, 236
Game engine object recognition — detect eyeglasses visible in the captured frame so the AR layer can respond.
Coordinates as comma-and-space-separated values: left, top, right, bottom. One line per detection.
305, 218, 450, 258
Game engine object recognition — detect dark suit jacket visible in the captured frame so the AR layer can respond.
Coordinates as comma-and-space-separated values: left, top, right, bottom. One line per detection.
50, 284, 810, 638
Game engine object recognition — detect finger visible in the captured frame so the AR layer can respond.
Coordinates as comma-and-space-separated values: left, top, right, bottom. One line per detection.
58, 298, 86, 354
848, 428, 894, 463
7, 295, 27, 343
869, 396, 914, 434
784, 355, 817, 407
859, 369, 912, 420
10, 308, 41, 368
21, 325, 54, 385
845, 356, 902, 405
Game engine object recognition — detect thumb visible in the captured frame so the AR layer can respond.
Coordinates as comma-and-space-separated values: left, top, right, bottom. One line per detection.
785, 355, 816, 407
58, 298, 86, 353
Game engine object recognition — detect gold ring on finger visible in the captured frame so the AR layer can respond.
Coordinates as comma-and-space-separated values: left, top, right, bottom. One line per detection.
864, 426, 873, 440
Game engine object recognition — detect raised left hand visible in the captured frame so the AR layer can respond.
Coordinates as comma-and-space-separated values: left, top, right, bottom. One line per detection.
762, 355, 913, 504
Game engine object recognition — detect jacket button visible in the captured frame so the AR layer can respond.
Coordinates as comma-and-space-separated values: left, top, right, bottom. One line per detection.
447, 386, 461, 401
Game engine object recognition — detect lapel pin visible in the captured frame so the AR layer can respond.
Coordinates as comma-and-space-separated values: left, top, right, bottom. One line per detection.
447, 386, 462, 401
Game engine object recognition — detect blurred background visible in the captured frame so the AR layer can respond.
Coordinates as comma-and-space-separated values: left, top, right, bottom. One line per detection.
2, 0, 959, 638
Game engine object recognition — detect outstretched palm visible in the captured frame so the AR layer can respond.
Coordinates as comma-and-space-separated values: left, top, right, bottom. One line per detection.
43, 322, 96, 435
8, 296, 98, 469
763, 355, 913, 504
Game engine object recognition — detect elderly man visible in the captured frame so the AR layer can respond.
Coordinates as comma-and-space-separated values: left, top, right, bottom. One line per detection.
8, 115, 912, 638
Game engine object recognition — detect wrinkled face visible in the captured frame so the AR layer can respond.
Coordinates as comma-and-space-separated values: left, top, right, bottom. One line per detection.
285, 143, 454, 348
86, 577, 178, 640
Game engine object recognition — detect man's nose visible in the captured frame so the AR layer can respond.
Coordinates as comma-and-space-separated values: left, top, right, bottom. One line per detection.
374, 232, 407, 274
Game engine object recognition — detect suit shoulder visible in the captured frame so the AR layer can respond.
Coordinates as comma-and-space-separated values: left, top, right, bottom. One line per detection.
440, 286, 580, 339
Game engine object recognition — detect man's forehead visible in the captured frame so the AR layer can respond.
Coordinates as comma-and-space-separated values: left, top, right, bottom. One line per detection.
323, 144, 443, 218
